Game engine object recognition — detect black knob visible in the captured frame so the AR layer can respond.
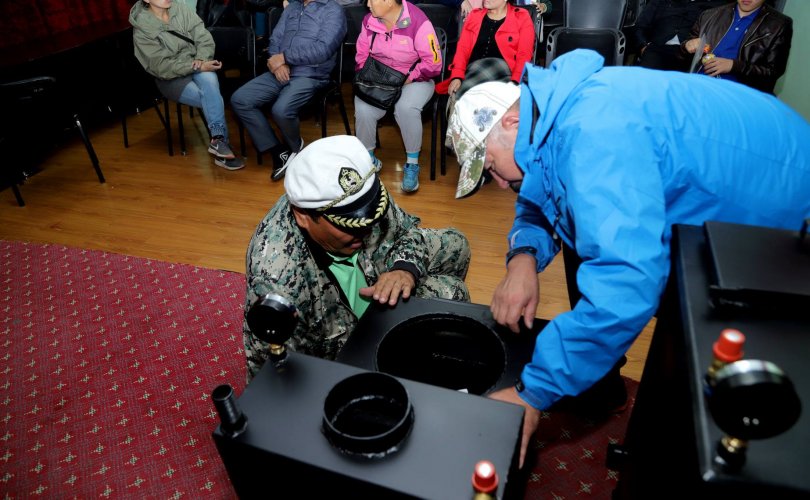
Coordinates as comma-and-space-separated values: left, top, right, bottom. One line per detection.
246, 294, 298, 346
707, 359, 801, 441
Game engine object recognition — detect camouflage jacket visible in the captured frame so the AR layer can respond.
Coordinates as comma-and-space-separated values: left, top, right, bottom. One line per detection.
244, 195, 447, 378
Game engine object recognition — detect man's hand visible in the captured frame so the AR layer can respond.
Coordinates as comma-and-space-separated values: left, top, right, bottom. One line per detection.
489, 386, 541, 469
448, 78, 462, 95
684, 38, 700, 54
273, 64, 291, 83
192, 59, 204, 71
491, 253, 539, 333
359, 269, 416, 306
703, 57, 733, 77
268, 53, 286, 72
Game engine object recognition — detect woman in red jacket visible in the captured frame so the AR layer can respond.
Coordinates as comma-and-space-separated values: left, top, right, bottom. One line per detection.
438, 0, 540, 100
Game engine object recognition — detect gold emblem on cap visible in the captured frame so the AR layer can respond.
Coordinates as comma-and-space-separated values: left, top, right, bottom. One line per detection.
318, 166, 377, 213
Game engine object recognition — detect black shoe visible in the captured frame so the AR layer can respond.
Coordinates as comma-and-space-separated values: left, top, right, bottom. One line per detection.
270, 139, 304, 182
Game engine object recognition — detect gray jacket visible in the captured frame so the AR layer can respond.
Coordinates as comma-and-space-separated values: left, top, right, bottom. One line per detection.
129, 1, 215, 81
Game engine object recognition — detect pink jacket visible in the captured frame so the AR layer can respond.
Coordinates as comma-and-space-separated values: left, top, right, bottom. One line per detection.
355, 1, 442, 82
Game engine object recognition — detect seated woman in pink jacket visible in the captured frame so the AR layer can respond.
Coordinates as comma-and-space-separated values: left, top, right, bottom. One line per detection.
438, 0, 547, 100
355, 0, 442, 194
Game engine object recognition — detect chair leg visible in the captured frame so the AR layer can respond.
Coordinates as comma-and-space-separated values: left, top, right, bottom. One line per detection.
73, 114, 106, 184
338, 90, 352, 136
238, 121, 247, 157
440, 96, 448, 177
430, 98, 438, 181
198, 107, 209, 132
10, 182, 25, 207
321, 95, 328, 138
163, 98, 174, 157
176, 103, 187, 156
122, 111, 129, 148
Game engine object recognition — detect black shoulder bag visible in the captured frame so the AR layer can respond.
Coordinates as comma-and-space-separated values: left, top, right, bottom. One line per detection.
353, 32, 419, 111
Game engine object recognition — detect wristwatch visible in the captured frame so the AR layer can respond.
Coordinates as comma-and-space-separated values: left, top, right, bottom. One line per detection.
506, 246, 537, 262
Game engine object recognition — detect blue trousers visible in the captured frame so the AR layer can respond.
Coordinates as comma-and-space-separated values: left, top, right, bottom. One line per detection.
177, 72, 228, 139
230, 72, 327, 153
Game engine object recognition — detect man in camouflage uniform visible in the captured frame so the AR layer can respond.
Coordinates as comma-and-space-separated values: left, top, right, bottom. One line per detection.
244, 135, 471, 379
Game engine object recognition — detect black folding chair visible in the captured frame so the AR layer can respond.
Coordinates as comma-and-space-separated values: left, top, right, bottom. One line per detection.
1, 76, 105, 206
545, 27, 627, 67
564, 0, 628, 29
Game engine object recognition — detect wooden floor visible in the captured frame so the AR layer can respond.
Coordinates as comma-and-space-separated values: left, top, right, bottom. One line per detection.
0, 97, 652, 380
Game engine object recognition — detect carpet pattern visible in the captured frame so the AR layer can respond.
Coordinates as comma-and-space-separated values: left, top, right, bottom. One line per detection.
0, 241, 245, 498
0, 240, 634, 498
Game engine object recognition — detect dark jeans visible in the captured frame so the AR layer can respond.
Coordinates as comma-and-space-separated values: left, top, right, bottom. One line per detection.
230, 73, 328, 153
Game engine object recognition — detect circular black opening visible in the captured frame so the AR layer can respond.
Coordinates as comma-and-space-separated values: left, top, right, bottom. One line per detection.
323, 372, 414, 458
376, 314, 506, 395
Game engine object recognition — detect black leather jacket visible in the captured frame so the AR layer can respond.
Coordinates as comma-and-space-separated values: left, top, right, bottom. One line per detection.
685, 3, 792, 94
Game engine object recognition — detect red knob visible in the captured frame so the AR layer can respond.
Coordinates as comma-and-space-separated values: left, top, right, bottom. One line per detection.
713, 329, 745, 363
472, 460, 499, 494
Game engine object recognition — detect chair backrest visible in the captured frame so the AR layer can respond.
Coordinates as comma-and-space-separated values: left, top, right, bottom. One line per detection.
515, 4, 543, 65
417, 4, 461, 45
266, 6, 283, 37
622, 0, 647, 28
344, 4, 370, 44
564, 0, 627, 29
1, 76, 62, 166
208, 26, 257, 98
545, 27, 626, 67
434, 26, 449, 80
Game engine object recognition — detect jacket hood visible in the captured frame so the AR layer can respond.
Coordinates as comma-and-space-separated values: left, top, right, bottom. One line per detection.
515, 49, 604, 176
129, 1, 164, 35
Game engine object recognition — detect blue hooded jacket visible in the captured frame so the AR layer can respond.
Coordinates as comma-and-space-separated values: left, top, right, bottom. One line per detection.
512, 50, 810, 410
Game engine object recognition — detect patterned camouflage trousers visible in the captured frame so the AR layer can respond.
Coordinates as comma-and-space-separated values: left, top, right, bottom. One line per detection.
414, 227, 471, 302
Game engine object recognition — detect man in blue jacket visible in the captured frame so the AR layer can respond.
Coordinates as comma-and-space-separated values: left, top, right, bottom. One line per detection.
231, 0, 347, 180
447, 50, 810, 467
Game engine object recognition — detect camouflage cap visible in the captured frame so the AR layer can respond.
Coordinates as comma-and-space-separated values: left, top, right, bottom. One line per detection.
447, 81, 521, 198
285, 135, 389, 230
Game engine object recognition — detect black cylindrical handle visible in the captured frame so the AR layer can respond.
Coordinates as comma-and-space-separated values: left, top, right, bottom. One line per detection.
212, 384, 248, 437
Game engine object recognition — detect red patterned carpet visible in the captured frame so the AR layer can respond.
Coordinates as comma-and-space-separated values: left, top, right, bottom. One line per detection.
0, 240, 635, 499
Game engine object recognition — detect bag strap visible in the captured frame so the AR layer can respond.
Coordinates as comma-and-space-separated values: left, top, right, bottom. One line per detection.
167, 30, 195, 45
368, 31, 418, 74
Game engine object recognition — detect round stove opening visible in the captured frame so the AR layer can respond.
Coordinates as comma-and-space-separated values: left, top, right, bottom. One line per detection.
323, 372, 414, 458
375, 314, 506, 395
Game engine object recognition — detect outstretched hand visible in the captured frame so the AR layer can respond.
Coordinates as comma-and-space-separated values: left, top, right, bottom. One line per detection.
491, 253, 539, 333
359, 269, 416, 306
489, 386, 541, 468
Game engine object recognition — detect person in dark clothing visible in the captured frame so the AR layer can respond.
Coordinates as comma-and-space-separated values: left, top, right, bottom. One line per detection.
683, 0, 792, 94
634, 0, 726, 71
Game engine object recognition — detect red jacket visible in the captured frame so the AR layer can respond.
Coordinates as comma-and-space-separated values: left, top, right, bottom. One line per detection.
449, 5, 535, 83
